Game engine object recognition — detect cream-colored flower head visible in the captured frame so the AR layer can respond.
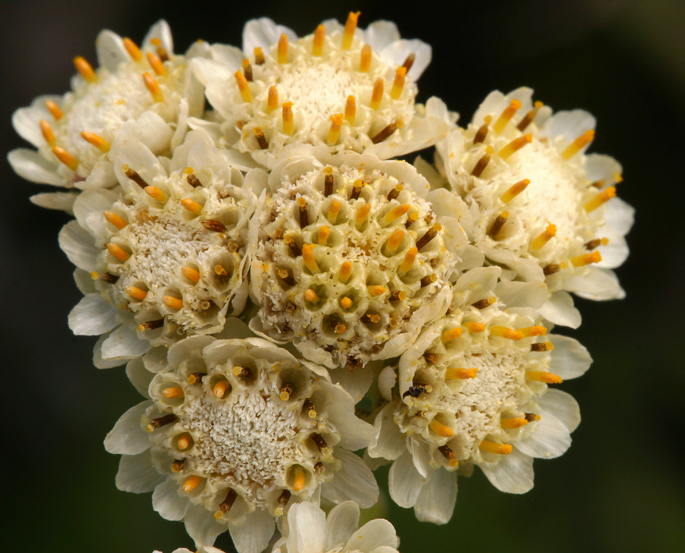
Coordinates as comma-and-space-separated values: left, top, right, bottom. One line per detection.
272, 501, 399, 553
434, 87, 634, 325
107, 326, 378, 553
249, 150, 476, 370
62, 135, 254, 366
368, 266, 591, 524
192, 14, 454, 168
9, 20, 209, 211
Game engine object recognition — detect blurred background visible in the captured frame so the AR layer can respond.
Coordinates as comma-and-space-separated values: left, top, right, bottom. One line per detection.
1, 0, 684, 551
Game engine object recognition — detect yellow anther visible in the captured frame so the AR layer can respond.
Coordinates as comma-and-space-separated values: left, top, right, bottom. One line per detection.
345, 95, 356, 125
181, 198, 203, 215
445, 368, 478, 380
292, 466, 306, 491
385, 228, 405, 253
123, 37, 143, 61
254, 46, 265, 65
368, 285, 386, 297
52, 146, 79, 171
430, 419, 454, 438
39, 120, 56, 146
125, 286, 147, 300
335, 323, 347, 334
360, 44, 372, 72
177, 433, 192, 450
162, 387, 183, 399
584, 186, 616, 212
488, 211, 509, 240
267, 85, 278, 112
570, 251, 602, 267
614, 172, 624, 183
146, 52, 167, 76
282, 101, 294, 135
342, 11, 360, 49
493, 99, 522, 135
340, 296, 353, 309
441, 327, 463, 343
302, 244, 320, 273
318, 225, 330, 246
143, 73, 164, 103
501, 417, 529, 429
489, 326, 523, 340
213, 380, 229, 399
107, 243, 131, 262
234, 70, 252, 103
400, 247, 417, 273
499, 133, 532, 160
500, 178, 530, 203
518, 325, 547, 338
463, 322, 486, 333
103, 211, 127, 230
328, 113, 343, 145
370, 78, 384, 110
383, 204, 411, 225
561, 129, 595, 160
327, 199, 341, 223
530, 223, 557, 251
480, 440, 512, 455
181, 266, 201, 284
278, 33, 289, 63
164, 296, 183, 310
45, 100, 63, 120
144, 186, 168, 204
339, 262, 352, 283
73, 56, 97, 83
527, 371, 563, 384
90, 271, 99, 280
355, 203, 371, 227
80, 131, 111, 152
390, 67, 407, 99
182, 475, 202, 493
312, 24, 325, 56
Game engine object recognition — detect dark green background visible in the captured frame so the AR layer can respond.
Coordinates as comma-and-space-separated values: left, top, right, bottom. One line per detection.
2, 1, 683, 551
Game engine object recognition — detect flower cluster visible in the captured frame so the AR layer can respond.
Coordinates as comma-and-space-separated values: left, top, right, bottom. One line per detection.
10, 13, 633, 553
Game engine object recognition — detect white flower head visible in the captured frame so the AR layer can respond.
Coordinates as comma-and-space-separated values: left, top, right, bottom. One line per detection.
368, 266, 590, 524
192, 14, 453, 168
272, 501, 399, 553
107, 327, 378, 553
9, 20, 209, 203
435, 87, 634, 311
249, 151, 472, 370
63, 136, 255, 366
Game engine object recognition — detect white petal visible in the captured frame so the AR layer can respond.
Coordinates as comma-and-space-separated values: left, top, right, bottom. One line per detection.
101, 324, 152, 361
480, 448, 534, 494
153, 478, 190, 521
342, 519, 398, 553
377, 366, 396, 402
413, 468, 457, 525
8, 148, 65, 186
184, 503, 228, 546
116, 449, 165, 493
320, 382, 375, 451
12, 96, 58, 147
495, 280, 549, 309
322, 449, 379, 508
364, 21, 400, 51
368, 402, 405, 462
110, 139, 167, 193
330, 364, 373, 402
549, 335, 592, 380
59, 220, 98, 272
80, 159, 117, 189
538, 389, 581, 432
603, 197, 634, 235
30, 192, 79, 213
126, 357, 154, 398
516, 412, 571, 459
565, 267, 625, 300
143, 20, 173, 54
93, 331, 128, 369
324, 501, 360, 552
585, 153, 622, 183
379, 39, 431, 80
539, 290, 581, 329
117, 112, 173, 157
74, 268, 96, 295
243, 18, 297, 53
73, 188, 119, 238
68, 293, 118, 336
387, 452, 425, 508
229, 508, 275, 553
210, 44, 244, 72
286, 502, 325, 553
96, 29, 128, 70
542, 109, 596, 143
104, 400, 152, 454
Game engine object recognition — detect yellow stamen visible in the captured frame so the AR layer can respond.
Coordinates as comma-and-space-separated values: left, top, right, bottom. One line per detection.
570, 251, 602, 267
278, 33, 289, 63
345, 95, 356, 125
335, 323, 347, 334
430, 419, 454, 438
339, 262, 352, 282
355, 203, 371, 227
493, 99, 522, 135
584, 186, 616, 212
292, 466, 306, 491
146, 52, 166, 76
340, 296, 353, 309
39, 120, 56, 146
282, 101, 294, 135
500, 178, 530, 203
370, 78, 384, 110
527, 371, 563, 384
80, 131, 111, 152
390, 67, 407, 99
368, 285, 386, 297
318, 226, 330, 246
342, 11, 360, 50
234, 71, 252, 103
125, 286, 147, 300
327, 199, 341, 223
383, 204, 410, 225
441, 327, 463, 343
181, 266, 200, 284
162, 387, 183, 399
385, 228, 405, 253
499, 134, 532, 160
177, 434, 192, 450
312, 24, 325, 56
360, 44, 372, 72
501, 417, 529, 429
463, 322, 486, 333
267, 85, 278, 112
561, 130, 595, 160
489, 326, 523, 340
328, 113, 343, 145
400, 247, 417, 273
181, 198, 203, 215
143, 73, 164, 103
254, 47, 265, 65
518, 325, 547, 337
107, 243, 130, 262
123, 37, 142, 61
45, 100, 63, 120
614, 172, 624, 183
213, 380, 229, 399
144, 186, 168, 204
52, 146, 79, 171
488, 211, 509, 239
103, 211, 127, 230
302, 244, 320, 273
182, 476, 202, 493
445, 368, 478, 379
164, 296, 183, 310
73, 56, 97, 82
530, 223, 557, 251
480, 440, 512, 455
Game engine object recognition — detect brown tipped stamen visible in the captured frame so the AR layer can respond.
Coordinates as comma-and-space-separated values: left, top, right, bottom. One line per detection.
525, 413, 541, 422
202, 220, 226, 232
543, 263, 563, 276
285, 235, 302, 257
531, 342, 555, 352
215, 264, 230, 283
170, 459, 185, 473
472, 296, 496, 309
420, 274, 437, 288
361, 313, 381, 324
387, 184, 403, 201
122, 165, 148, 189
186, 373, 206, 385
277, 268, 296, 286
405, 211, 419, 228
277, 489, 291, 507
351, 180, 364, 200
517, 101, 544, 131
311, 433, 330, 454
471, 147, 492, 177
303, 399, 317, 418
323, 166, 334, 196
241, 58, 253, 81
254, 46, 265, 65
215, 489, 238, 518
371, 120, 403, 144
146, 414, 178, 432
138, 319, 164, 331
280, 383, 294, 401
584, 237, 609, 250
389, 290, 406, 302
415, 224, 441, 251
473, 115, 492, 144
297, 197, 309, 228
438, 444, 459, 468
100, 272, 119, 284
488, 211, 509, 240
232, 365, 252, 379
424, 353, 440, 364
254, 127, 268, 149
186, 172, 202, 188
402, 383, 432, 399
